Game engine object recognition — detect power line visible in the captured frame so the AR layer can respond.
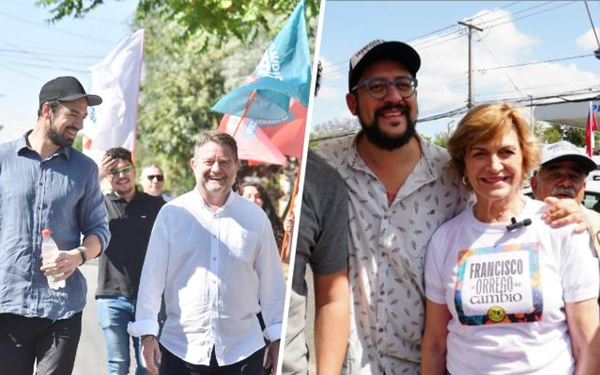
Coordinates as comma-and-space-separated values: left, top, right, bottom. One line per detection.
474, 1, 554, 28
0, 36, 85, 73
4, 0, 123, 24
0, 10, 113, 46
322, 1, 525, 70
0, 47, 103, 60
0, 58, 89, 74
584, 0, 600, 53
484, 1, 576, 30
478, 53, 594, 72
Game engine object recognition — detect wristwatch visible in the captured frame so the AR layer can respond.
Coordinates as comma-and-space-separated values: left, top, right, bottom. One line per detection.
76, 246, 87, 265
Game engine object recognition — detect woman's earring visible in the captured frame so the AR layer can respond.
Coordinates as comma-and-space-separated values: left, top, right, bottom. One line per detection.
462, 176, 469, 186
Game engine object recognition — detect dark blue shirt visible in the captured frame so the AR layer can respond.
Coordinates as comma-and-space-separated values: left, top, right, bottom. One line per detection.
0, 132, 110, 319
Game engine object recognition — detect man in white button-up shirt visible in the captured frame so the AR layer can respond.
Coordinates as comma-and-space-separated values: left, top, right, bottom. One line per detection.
128, 130, 286, 375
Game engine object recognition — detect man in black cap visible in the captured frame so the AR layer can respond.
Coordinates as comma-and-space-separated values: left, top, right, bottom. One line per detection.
0, 76, 110, 375
316, 40, 585, 374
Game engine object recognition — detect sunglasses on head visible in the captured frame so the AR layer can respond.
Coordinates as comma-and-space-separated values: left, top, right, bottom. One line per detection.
147, 175, 164, 182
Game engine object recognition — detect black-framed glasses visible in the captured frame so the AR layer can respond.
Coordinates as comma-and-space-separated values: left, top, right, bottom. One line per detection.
147, 175, 164, 182
351, 76, 418, 100
108, 165, 134, 176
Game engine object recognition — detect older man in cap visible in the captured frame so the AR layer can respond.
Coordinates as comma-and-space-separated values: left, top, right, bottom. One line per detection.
316, 39, 589, 374
0, 76, 110, 375
531, 140, 600, 254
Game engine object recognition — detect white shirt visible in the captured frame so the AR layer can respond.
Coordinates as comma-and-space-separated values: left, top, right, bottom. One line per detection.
316, 134, 470, 375
128, 189, 286, 366
425, 198, 599, 374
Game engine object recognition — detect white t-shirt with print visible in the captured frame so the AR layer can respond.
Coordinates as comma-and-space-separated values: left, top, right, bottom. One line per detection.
425, 197, 599, 375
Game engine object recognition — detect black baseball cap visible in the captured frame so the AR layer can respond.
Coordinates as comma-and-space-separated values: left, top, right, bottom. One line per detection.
348, 39, 421, 92
39, 76, 102, 107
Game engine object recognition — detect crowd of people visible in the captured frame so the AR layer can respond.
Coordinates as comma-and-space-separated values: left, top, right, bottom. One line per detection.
1, 37, 600, 375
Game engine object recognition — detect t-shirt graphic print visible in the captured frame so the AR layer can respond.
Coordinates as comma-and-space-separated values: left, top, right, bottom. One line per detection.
455, 242, 542, 326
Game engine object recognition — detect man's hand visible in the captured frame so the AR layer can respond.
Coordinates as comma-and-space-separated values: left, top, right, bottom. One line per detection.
98, 154, 118, 181
543, 197, 587, 233
141, 335, 161, 375
40, 249, 83, 282
264, 339, 280, 375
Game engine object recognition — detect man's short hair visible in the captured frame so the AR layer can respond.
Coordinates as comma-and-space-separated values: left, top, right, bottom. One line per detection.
142, 164, 164, 174
36, 100, 62, 118
193, 131, 238, 162
105, 147, 133, 164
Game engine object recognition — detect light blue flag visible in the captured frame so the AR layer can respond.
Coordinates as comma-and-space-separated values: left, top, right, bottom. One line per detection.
211, 0, 311, 121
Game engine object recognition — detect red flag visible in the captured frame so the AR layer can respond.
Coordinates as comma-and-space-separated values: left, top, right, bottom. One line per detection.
219, 114, 287, 165
586, 101, 598, 157
261, 100, 307, 159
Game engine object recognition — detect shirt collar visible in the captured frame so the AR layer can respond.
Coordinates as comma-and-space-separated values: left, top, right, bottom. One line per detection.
344, 131, 442, 185
107, 189, 140, 202
16, 130, 71, 160
193, 187, 237, 213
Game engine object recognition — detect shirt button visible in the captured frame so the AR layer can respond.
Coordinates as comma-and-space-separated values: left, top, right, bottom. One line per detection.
212, 257, 216, 261
383, 215, 388, 220
380, 290, 385, 296
379, 328, 384, 333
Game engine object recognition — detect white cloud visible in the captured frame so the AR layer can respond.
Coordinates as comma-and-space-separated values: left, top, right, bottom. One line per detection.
319, 55, 346, 82
576, 27, 600, 50
410, 8, 596, 119
317, 85, 345, 100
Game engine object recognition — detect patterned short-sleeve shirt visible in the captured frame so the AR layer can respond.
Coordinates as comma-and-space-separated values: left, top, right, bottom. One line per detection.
316, 134, 470, 375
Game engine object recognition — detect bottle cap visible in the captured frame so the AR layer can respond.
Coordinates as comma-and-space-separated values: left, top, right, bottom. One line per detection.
42, 229, 51, 237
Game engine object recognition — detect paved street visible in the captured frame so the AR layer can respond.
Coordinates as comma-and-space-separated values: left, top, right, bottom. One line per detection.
73, 259, 137, 375
73, 259, 106, 375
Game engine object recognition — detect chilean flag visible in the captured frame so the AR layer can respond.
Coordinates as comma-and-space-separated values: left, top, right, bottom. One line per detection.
586, 101, 598, 157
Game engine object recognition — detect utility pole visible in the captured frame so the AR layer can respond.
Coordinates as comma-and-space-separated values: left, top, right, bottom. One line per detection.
458, 21, 483, 109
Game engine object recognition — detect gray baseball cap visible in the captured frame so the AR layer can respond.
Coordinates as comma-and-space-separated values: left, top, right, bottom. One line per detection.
348, 39, 421, 92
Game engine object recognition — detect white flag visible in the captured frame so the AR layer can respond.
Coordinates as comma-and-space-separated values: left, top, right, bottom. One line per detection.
83, 29, 144, 163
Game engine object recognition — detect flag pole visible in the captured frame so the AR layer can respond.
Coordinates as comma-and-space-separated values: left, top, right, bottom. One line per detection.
232, 90, 257, 137
280, 162, 301, 261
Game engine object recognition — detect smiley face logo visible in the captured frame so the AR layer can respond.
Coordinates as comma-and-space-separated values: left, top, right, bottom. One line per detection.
487, 306, 506, 323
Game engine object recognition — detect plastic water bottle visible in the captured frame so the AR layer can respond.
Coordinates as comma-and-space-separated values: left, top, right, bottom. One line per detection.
41, 229, 65, 290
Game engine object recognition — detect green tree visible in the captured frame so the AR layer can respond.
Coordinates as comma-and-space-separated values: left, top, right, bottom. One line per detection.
36, 0, 319, 43
38, 1, 319, 196
541, 123, 586, 146
542, 124, 563, 144
132, 8, 318, 195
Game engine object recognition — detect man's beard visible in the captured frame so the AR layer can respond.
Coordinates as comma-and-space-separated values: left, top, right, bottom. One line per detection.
46, 117, 75, 147
357, 102, 417, 151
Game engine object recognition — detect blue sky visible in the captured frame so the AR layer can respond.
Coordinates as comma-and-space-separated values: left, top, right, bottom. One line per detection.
312, 1, 600, 139
2, 1, 599, 144
0, 0, 138, 143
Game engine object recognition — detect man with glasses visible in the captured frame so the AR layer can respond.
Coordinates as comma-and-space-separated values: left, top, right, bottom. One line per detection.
141, 164, 173, 202
129, 131, 285, 375
531, 140, 600, 255
315, 40, 584, 374
97, 147, 165, 375
0, 76, 110, 375
316, 39, 469, 374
